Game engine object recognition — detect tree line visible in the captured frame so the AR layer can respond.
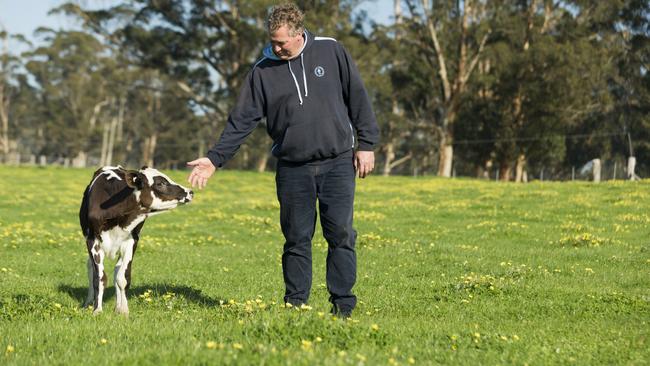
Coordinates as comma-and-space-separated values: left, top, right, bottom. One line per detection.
1, 0, 648, 180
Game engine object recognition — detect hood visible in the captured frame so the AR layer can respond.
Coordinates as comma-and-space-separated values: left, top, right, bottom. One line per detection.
261, 31, 313, 106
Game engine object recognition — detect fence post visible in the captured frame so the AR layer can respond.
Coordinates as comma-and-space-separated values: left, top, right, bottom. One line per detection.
572, 166, 575, 181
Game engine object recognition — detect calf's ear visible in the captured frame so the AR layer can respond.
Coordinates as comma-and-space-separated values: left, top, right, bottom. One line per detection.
125, 171, 144, 190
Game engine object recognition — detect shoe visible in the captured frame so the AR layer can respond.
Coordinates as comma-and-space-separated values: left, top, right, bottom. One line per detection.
330, 303, 352, 318
284, 299, 306, 308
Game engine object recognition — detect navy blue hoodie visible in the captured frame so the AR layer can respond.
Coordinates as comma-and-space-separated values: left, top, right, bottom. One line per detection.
207, 31, 379, 167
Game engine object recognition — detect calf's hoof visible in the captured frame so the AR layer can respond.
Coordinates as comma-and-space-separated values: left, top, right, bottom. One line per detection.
115, 306, 129, 316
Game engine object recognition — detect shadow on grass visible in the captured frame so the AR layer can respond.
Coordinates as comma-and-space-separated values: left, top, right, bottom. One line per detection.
57, 283, 225, 307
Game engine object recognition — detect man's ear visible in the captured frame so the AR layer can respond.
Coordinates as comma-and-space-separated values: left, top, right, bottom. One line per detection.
125, 171, 144, 190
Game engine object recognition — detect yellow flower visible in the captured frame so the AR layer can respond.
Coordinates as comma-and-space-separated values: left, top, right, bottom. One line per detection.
408, 357, 416, 364
6, 345, 15, 353
371, 324, 380, 331
206, 341, 218, 349
301, 340, 312, 350
100, 338, 108, 345
232, 343, 243, 350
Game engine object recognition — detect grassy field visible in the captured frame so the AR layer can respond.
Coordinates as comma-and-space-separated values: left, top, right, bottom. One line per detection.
0, 165, 649, 365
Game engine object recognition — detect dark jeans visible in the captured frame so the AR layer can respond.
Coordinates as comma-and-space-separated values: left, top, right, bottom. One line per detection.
275, 150, 357, 311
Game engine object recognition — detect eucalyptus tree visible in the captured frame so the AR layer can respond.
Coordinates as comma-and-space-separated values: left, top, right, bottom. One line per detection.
401, 0, 492, 177
23, 29, 111, 164
0, 30, 31, 162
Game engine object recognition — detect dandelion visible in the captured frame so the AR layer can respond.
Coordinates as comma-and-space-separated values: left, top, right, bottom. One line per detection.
338, 350, 347, 357
6, 345, 15, 354
99, 338, 108, 345
206, 341, 218, 349
408, 357, 416, 364
585, 268, 594, 274
512, 335, 520, 341
54, 303, 62, 309
232, 343, 244, 350
299, 304, 313, 311
356, 353, 367, 362
301, 340, 312, 350
371, 324, 380, 331
1, 268, 7, 272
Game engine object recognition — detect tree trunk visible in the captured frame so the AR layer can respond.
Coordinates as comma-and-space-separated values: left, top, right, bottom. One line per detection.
143, 134, 157, 167
72, 151, 87, 168
100, 123, 109, 166
499, 164, 512, 182
592, 158, 601, 183
382, 142, 395, 176
256, 153, 269, 173
627, 156, 639, 180
438, 142, 453, 177
0, 82, 9, 162
515, 154, 526, 182
105, 117, 118, 166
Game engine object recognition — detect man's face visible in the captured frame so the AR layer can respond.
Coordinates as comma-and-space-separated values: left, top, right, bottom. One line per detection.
270, 25, 304, 60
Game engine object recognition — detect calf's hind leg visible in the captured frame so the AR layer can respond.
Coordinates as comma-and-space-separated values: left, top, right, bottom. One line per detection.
83, 256, 94, 308
88, 239, 107, 315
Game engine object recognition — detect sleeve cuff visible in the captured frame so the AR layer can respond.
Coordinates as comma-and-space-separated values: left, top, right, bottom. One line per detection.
357, 142, 375, 151
206, 151, 224, 169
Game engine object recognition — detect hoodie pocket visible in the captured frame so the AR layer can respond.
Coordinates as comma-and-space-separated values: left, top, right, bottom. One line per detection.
274, 116, 352, 162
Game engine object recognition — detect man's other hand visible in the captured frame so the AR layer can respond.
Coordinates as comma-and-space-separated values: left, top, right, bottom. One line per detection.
187, 157, 216, 189
354, 151, 375, 179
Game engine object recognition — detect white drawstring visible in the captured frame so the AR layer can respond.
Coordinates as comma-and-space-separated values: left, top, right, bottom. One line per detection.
288, 55, 309, 106
301, 53, 308, 97
288, 60, 303, 105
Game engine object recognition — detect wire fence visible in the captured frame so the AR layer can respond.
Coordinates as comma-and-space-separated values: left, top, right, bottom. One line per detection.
1, 152, 642, 183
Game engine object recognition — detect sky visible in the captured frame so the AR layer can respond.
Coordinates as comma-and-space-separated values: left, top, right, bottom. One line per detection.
0, 0, 394, 52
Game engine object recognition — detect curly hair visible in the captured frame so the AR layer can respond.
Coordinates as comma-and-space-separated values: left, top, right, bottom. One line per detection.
267, 3, 305, 36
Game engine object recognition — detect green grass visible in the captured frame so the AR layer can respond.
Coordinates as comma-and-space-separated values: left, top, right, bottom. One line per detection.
1, 165, 649, 365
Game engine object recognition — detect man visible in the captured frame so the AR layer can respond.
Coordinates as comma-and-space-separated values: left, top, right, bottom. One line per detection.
187, 3, 379, 318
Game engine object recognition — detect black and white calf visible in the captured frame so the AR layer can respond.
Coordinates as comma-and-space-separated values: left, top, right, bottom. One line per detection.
79, 166, 193, 315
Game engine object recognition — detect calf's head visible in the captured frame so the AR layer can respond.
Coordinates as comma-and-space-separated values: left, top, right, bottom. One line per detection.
125, 166, 193, 213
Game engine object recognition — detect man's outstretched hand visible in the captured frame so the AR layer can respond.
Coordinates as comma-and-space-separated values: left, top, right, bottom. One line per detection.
187, 157, 216, 189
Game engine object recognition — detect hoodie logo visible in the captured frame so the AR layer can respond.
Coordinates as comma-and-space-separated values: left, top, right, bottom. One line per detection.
314, 66, 325, 77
